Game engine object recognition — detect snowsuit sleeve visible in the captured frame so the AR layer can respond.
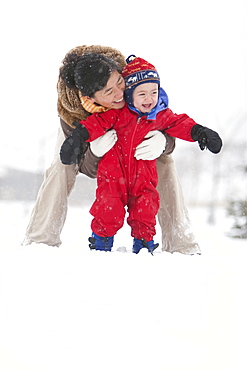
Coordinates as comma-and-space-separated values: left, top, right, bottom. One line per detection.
158, 108, 197, 142
79, 110, 120, 142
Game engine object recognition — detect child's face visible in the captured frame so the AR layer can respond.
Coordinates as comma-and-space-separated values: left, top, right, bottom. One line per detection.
132, 83, 159, 113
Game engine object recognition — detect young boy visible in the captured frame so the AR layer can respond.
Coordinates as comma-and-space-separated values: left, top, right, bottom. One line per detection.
61, 55, 222, 254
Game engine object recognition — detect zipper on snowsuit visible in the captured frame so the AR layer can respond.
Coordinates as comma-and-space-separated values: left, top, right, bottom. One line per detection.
128, 116, 142, 186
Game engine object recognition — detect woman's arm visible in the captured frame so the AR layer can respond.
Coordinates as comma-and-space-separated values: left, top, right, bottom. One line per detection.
60, 118, 74, 137
78, 146, 100, 179
163, 133, 176, 155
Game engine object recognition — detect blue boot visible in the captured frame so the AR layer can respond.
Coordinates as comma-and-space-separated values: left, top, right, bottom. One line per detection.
132, 238, 159, 255
88, 232, 114, 252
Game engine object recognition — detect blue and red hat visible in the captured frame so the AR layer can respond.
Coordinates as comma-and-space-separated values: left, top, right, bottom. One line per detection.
122, 55, 160, 106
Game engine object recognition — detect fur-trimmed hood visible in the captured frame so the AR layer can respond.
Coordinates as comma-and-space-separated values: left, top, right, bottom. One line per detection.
57, 45, 126, 128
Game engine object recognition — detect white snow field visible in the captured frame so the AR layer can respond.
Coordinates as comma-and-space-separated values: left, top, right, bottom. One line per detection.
0, 201, 246, 370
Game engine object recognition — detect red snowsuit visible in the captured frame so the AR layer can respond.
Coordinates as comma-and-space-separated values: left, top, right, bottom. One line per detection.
80, 90, 196, 241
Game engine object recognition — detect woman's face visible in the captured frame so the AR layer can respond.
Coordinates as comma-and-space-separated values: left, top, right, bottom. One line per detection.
89, 70, 126, 109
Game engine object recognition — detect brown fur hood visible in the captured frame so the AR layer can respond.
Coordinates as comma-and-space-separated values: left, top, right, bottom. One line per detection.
57, 45, 126, 128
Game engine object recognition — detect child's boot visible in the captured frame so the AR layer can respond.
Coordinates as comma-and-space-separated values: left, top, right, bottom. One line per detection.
88, 232, 114, 252
132, 238, 159, 255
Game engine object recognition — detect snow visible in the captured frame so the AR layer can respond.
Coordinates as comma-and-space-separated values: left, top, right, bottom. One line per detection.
0, 201, 246, 370
1, 1, 246, 368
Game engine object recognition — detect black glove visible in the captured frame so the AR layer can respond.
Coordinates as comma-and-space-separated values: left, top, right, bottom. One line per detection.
60, 121, 89, 165
191, 124, 222, 154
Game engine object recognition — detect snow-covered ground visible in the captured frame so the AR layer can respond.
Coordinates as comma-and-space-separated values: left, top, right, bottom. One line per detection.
0, 201, 246, 370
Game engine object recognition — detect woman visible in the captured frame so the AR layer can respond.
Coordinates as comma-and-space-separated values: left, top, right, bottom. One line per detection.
23, 44, 200, 255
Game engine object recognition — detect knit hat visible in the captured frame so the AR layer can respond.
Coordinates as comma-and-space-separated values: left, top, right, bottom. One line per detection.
122, 55, 160, 106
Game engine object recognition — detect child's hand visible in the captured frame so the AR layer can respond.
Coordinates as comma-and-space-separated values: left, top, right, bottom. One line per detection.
90, 130, 117, 158
191, 124, 223, 154
60, 122, 89, 165
135, 131, 166, 160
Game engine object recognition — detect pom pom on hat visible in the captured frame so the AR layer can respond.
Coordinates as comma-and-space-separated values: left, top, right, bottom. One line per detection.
122, 55, 160, 106
125, 55, 137, 64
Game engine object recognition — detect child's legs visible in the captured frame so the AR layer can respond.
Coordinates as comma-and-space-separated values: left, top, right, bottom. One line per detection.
90, 173, 128, 237
127, 189, 160, 242
90, 196, 126, 237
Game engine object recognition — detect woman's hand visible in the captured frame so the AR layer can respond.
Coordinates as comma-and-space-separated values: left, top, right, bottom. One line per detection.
90, 129, 117, 157
135, 131, 167, 160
